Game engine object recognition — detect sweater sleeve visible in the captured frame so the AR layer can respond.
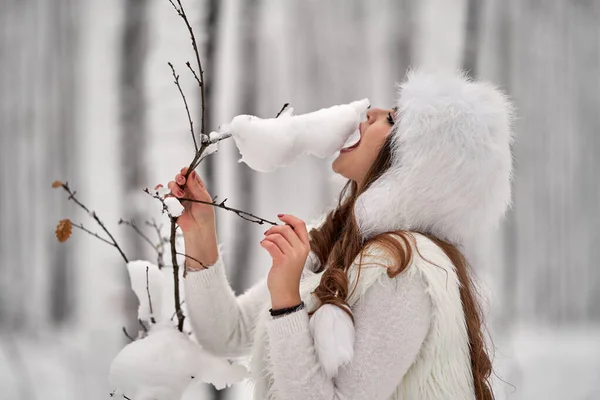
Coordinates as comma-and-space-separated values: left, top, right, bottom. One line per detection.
184, 254, 271, 359
264, 265, 432, 400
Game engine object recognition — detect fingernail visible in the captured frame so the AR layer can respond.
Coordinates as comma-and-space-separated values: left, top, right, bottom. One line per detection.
191, 171, 197, 178
264, 230, 269, 235
277, 214, 284, 217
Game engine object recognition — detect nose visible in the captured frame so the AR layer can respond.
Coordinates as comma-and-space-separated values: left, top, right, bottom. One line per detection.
366, 108, 375, 121
365, 107, 382, 123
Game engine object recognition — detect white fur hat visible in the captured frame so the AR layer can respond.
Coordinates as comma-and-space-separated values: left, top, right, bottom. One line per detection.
353, 69, 516, 245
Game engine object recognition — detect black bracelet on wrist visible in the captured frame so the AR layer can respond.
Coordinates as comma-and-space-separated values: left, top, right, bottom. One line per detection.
269, 301, 305, 317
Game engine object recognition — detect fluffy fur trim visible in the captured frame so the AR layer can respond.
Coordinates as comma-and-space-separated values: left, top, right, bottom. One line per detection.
309, 304, 354, 379
354, 69, 515, 244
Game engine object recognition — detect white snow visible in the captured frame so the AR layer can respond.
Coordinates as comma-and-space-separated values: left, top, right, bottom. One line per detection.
164, 196, 185, 217
221, 99, 370, 172
126, 260, 166, 322
109, 322, 249, 399
154, 184, 170, 198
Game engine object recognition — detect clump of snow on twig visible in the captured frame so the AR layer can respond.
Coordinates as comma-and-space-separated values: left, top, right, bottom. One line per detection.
155, 185, 170, 198
127, 261, 165, 322
109, 322, 249, 399
221, 98, 370, 172
164, 196, 185, 217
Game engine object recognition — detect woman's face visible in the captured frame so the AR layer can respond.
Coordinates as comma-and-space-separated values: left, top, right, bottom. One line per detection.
332, 107, 396, 187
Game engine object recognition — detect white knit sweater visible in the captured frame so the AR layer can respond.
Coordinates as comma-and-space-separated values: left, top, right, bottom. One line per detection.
184, 235, 445, 399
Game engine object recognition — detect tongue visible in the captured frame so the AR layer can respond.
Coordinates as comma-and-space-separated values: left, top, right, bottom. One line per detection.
341, 128, 361, 150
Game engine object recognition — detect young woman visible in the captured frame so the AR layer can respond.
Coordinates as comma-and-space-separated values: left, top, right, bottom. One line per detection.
168, 69, 514, 400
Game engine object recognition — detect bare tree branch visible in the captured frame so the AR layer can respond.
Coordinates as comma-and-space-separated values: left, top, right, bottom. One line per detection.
180, 197, 279, 226
138, 319, 148, 333
175, 251, 206, 277
170, 219, 185, 331
146, 266, 156, 324
71, 223, 115, 247
171, 300, 185, 321
144, 188, 277, 226
121, 327, 135, 342
145, 218, 167, 269
185, 61, 201, 88
276, 103, 290, 118
168, 0, 206, 136
119, 218, 156, 252
56, 182, 129, 263
168, 62, 198, 152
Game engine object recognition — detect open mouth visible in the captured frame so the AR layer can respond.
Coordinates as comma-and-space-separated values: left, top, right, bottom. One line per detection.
340, 123, 362, 153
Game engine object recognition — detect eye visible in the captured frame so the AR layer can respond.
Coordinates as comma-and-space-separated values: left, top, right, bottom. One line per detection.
387, 112, 394, 125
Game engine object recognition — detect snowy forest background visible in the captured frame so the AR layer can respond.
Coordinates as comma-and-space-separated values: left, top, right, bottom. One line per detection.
1, 0, 599, 399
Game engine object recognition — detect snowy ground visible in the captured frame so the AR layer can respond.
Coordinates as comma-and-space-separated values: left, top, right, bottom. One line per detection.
491, 324, 600, 400
1, 324, 598, 399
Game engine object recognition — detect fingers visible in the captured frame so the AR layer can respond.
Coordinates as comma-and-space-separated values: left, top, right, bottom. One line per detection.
186, 170, 207, 200
262, 233, 293, 255
277, 214, 310, 247
168, 167, 206, 200
260, 240, 284, 263
167, 181, 184, 197
264, 224, 303, 249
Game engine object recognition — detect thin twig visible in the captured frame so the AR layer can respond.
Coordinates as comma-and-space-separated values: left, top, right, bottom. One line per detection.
145, 266, 156, 324
175, 251, 206, 277
168, 62, 198, 152
143, 188, 171, 216
166, 0, 209, 188
170, 219, 185, 331
186, 61, 201, 88
168, 0, 206, 136
57, 182, 129, 263
276, 102, 290, 118
71, 223, 114, 247
176, 252, 205, 266
144, 187, 276, 226
145, 218, 166, 268
170, 300, 186, 321
179, 197, 279, 226
121, 327, 135, 342
119, 218, 156, 251
121, 218, 166, 269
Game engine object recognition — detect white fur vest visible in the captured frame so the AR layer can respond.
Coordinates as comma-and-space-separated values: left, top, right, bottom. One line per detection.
246, 232, 475, 399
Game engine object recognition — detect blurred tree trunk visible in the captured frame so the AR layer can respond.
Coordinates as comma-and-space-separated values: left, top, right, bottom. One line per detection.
497, 0, 600, 324
201, 0, 220, 191
200, 1, 226, 399
393, 0, 414, 77
462, 0, 481, 76
120, 0, 149, 333
49, 0, 78, 326
229, 0, 258, 295
0, 0, 78, 331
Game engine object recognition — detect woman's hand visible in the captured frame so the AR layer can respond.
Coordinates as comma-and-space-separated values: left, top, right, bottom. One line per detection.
167, 166, 215, 234
167, 166, 218, 269
261, 214, 310, 309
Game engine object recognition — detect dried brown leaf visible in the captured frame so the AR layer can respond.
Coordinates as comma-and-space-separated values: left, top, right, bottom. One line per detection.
52, 180, 64, 189
56, 219, 73, 242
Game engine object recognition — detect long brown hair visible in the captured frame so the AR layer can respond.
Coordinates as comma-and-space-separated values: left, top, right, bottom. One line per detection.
307, 134, 495, 400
